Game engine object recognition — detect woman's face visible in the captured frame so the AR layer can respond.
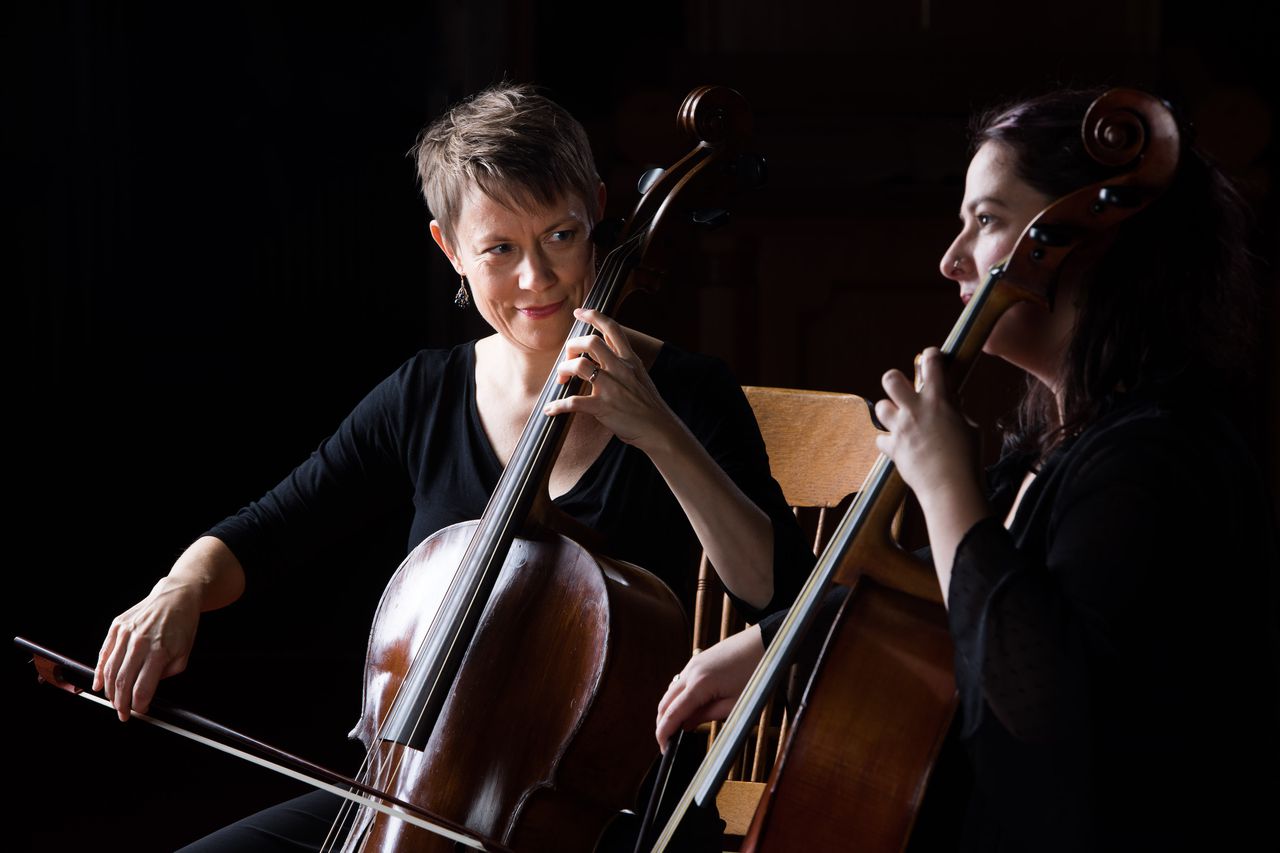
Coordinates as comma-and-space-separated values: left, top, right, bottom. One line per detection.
431, 182, 605, 357
939, 141, 1076, 388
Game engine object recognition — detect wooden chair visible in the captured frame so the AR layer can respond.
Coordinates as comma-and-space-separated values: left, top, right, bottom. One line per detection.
692, 386, 884, 843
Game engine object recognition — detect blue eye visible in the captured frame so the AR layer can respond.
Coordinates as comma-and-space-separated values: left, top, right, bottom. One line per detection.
488, 243, 514, 255
549, 229, 576, 243
976, 213, 994, 227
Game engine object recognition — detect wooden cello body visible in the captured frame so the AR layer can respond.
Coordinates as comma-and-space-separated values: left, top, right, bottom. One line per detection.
345, 524, 687, 851
650, 88, 1181, 852
741, 566, 956, 849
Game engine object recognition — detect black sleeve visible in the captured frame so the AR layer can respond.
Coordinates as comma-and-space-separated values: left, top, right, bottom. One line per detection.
678, 356, 814, 622
947, 427, 1187, 744
203, 357, 420, 573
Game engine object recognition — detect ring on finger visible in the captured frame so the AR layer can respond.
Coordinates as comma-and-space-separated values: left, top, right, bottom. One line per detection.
589, 364, 601, 382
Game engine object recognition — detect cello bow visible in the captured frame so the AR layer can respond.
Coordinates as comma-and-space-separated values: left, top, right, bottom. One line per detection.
14, 635, 510, 852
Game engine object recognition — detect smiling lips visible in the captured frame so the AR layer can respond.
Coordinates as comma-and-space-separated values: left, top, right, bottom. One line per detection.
519, 299, 566, 319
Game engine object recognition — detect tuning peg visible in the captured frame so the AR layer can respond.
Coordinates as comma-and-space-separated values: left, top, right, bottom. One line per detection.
1097, 186, 1139, 208
691, 208, 731, 229
1027, 224, 1073, 247
637, 168, 665, 195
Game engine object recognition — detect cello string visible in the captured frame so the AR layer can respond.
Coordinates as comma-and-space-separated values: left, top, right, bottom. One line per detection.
324, 230, 646, 846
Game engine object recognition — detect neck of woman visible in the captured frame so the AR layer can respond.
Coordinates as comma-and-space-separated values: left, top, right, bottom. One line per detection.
477, 335, 562, 400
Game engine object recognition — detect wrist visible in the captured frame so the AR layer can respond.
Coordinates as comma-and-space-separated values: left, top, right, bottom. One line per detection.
917, 475, 988, 530
634, 409, 693, 464
163, 536, 245, 611
151, 573, 205, 608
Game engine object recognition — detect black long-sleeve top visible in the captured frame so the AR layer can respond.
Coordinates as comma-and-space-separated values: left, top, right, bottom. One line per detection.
206, 340, 812, 620
763, 387, 1279, 850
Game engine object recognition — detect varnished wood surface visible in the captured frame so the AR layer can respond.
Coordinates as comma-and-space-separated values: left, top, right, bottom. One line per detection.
351, 523, 687, 850
743, 581, 955, 852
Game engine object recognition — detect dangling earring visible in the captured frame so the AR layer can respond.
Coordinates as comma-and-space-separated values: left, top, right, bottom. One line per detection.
454, 274, 471, 309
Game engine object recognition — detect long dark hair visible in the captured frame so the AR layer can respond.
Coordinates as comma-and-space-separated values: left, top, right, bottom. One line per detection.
972, 88, 1260, 457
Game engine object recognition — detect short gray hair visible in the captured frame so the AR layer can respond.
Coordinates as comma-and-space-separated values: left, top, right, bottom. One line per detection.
412, 83, 600, 245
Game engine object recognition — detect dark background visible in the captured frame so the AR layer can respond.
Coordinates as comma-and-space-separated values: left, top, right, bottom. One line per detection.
11, 3, 1277, 850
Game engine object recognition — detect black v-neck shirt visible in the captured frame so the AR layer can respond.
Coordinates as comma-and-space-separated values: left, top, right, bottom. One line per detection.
207, 340, 811, 618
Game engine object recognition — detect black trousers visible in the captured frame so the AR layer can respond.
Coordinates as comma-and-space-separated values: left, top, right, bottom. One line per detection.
178, 790, 342, 851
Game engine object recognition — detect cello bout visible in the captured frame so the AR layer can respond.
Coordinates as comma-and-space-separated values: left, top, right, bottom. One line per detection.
348, 523, 688, 851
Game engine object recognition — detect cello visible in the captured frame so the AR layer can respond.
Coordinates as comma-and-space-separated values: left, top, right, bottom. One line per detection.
19, 85, 765, 853
648, 88, 1180, 852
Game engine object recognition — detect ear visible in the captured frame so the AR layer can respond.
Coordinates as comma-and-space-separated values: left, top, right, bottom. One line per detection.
592, 181, 607, 223
429, 220, 463, 274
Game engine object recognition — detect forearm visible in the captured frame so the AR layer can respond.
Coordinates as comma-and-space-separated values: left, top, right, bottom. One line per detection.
916, 478, 991, 608
644, 421, 775, 610
164, 535, 246, 612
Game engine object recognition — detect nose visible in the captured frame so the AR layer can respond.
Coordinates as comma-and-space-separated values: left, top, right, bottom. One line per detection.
939, 233, 967, 282
519, 246, 556, 291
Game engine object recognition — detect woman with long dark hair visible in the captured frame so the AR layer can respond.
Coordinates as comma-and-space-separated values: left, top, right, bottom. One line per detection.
657, 88, 1279, 850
